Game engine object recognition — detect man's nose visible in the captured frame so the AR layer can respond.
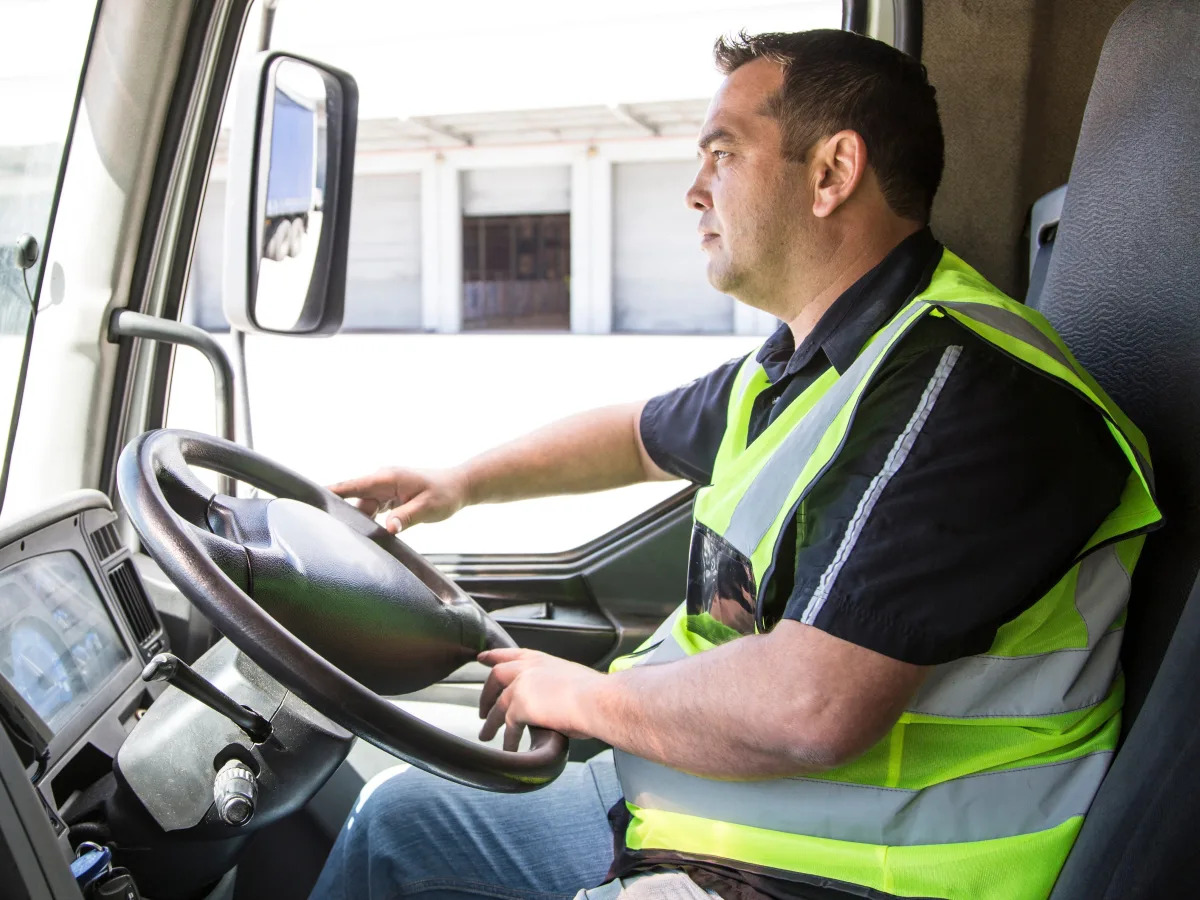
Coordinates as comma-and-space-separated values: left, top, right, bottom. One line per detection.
686, 170, 711, 211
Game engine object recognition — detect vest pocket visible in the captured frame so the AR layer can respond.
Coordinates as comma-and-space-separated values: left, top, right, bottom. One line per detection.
686, 522, 757, 635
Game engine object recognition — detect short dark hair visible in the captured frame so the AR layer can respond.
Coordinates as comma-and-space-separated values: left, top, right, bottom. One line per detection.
714, 29, 944, 222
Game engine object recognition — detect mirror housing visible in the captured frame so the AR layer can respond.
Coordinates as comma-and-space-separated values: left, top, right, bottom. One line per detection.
223, 51, 357, 336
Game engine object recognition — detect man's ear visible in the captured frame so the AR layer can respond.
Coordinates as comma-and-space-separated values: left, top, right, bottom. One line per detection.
811, 130, 868, 219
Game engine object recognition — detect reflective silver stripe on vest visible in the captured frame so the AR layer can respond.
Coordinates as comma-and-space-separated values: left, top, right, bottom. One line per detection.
736, 360, 764, 406
615, 749, 1113, 847
801, 344, 963, 626
910, 543, 1130, 718
724, 301, 931, 556
1072, 541, 1133, 641
641, 629, 688, 665
937, 301, 1072, 371
634, 605, 684, 661
911, 627, 1123, 718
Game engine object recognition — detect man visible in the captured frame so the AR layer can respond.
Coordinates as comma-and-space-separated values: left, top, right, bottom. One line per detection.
310, 29, 1159, 900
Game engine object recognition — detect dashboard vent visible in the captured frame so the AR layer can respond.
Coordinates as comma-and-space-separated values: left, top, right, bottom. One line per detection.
89, 522, 123, 561
108, 560, 161, 653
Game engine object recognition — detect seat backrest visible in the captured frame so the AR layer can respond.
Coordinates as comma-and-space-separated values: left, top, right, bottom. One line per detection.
1036, 0, 1200, 729
1038, 1, 1200, 896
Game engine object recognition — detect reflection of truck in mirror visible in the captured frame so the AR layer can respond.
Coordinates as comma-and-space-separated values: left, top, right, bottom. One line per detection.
263, 85, 320, 262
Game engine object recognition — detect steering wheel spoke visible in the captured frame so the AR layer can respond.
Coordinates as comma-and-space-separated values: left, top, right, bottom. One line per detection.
184, 522, 251, 594
156, 446, 215, 527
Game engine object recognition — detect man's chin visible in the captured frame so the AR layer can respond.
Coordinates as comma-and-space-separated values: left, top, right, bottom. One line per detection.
706, 263, 741, 296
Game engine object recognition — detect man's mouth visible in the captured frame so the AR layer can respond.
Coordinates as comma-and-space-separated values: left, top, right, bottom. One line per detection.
700, 232, 719, 246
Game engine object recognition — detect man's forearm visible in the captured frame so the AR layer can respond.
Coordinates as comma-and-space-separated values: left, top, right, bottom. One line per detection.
457, 401, 671, 506
478, 623, 925, 779
569, 622, 925, 780
579, 635, 835, 778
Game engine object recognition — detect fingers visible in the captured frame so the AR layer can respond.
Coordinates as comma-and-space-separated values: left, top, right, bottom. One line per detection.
476, 649, 536, 717
478, 655, 534, 746
327, 468, 427, 528
478, 658, 521, 717
478, 648, 526, 666
387, 495, 430, 533
327, 476, 373, 499
504, 721, 525, 752
330, 467, 469, 534
477, 689, 527, 750
479, 693, 508, 743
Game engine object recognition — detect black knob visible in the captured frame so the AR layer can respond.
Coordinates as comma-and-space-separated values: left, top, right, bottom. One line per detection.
142, 653, 272, 743
214, 760, 258, 826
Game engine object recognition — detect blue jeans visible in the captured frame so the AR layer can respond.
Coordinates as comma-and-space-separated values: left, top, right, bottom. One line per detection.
310, 751, 627, 900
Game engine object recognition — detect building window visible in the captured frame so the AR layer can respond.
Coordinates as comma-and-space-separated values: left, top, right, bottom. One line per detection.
462, 214, 570, 330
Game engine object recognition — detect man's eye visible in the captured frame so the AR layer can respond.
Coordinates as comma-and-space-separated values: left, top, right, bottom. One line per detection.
712, 149, 730, 161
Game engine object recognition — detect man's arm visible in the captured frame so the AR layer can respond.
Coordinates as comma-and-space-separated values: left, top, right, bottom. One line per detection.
330, 401, 675, 532
461, 401, 676, 505
477, 621, 928, 779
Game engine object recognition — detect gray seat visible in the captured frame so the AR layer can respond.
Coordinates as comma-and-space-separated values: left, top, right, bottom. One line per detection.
1038, 1, 1200, 896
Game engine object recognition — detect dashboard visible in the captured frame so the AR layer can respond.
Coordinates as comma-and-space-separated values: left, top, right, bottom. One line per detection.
0, 552, 132, 735
0, 489, 351, 880
0, 490, 166, 835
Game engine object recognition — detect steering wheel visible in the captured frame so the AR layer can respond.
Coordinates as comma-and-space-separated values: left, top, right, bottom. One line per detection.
116, 429, 567, 792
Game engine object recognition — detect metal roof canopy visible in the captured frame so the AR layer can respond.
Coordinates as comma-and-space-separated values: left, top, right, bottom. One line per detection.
355, 98, 710, 152
205, 98, 708, 173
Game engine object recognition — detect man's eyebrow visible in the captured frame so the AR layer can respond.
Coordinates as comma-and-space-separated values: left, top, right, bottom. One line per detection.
697, 127, 737, 152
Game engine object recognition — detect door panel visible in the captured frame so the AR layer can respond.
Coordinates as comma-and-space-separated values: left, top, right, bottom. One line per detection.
439, 487, 694, 670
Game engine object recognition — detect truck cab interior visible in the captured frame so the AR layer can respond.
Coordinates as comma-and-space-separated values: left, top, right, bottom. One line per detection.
1, 1, 1197, 898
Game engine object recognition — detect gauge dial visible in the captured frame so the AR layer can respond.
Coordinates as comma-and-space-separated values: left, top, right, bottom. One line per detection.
10, 619, 78, 726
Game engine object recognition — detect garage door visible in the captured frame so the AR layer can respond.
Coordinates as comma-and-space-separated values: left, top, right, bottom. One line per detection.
612, 160, 733, 333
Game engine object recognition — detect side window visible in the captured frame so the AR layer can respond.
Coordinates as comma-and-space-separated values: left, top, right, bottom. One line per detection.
0, 1, 98, 510
168, 1, 840, 554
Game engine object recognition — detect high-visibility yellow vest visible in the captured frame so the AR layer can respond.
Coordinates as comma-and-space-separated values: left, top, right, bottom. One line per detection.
610, 249, 1162, 900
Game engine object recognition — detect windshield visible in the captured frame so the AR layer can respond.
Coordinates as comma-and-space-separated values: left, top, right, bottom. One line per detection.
0, 1, 98, 506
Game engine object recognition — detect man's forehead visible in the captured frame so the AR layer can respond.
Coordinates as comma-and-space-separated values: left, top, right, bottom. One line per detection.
698, 58, 784, 144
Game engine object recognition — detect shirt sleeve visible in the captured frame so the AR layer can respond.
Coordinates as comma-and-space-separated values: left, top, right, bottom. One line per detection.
639, 355, 747, 485
776, 317, 1131, 665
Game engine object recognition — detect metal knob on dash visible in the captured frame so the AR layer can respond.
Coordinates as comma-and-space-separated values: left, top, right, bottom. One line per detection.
213, 760, 258, 826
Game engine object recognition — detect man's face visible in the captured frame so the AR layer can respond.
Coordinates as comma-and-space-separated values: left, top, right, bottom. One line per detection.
687, 58, 811, 307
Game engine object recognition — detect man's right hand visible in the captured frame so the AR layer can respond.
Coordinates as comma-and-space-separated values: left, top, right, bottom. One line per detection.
328, 467, 471, 534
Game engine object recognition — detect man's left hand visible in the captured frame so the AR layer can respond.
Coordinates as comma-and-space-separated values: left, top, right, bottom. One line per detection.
477, 648, 603, 751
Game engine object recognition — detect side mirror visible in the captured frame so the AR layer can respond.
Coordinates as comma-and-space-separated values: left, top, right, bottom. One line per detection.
223, 51, 357, 335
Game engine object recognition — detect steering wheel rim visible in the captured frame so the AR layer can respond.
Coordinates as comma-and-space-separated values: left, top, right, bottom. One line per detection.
117, 428, 568, 792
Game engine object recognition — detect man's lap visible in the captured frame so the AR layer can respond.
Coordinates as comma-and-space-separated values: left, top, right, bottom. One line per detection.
309, 751, 624, 900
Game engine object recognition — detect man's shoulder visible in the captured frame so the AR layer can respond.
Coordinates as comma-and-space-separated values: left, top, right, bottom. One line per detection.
865, 310, 1098, 435
881, 307, 1008, 371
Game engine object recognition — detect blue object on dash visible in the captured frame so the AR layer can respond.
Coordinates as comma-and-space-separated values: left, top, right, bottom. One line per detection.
70, 844, 112, 888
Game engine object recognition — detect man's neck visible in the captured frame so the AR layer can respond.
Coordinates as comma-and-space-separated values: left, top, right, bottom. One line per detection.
785, 220, 923, 346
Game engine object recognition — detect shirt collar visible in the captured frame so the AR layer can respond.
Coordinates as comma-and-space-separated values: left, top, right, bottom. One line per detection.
755, 228, 943, 384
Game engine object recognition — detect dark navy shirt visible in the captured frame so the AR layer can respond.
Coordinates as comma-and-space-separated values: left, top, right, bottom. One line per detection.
639, 229, 1130, 665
